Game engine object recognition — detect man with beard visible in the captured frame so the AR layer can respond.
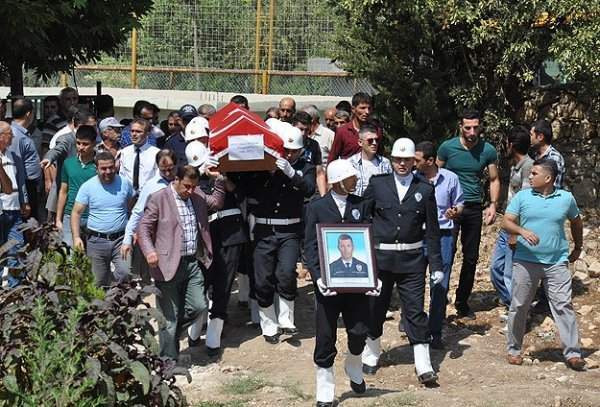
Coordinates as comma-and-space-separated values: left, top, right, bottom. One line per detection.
436, 110, 500, 319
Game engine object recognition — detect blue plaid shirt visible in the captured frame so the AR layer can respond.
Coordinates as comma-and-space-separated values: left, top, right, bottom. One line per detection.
535, 145, 565, 188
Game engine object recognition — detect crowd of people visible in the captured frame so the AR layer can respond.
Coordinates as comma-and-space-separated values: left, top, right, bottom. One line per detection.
0, 88, 587, 406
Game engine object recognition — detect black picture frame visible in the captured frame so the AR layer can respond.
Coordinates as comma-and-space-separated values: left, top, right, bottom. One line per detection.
317, 223, 377, 293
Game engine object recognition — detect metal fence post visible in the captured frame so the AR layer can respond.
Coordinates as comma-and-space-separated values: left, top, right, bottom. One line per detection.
264, 0, 276, 94
254, 0, 263, 94
131, 28, 138, 89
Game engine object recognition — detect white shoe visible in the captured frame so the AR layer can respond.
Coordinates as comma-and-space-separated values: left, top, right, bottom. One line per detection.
278, 297, 297, 333
361, 337, 381, 369
188, 309, 207, 341
413, 343, 434, 377
316, 367, 335, 403
259, 304, 279, 337
344, 352, 364, 385
206, 317, 224, 349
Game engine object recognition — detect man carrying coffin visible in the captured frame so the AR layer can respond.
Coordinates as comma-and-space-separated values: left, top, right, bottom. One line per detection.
245, 121, 316, 343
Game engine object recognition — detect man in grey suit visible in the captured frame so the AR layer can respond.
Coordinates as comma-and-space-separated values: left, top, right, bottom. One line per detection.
328, 234, 369, 278
137, 165, 224, 359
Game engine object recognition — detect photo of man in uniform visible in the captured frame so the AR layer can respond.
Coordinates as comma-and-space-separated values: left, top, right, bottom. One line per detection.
328, 234, 369, 278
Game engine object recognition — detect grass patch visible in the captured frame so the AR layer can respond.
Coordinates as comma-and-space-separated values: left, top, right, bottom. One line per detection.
370, 392, 419, 406
281, 381, 311, 401
222, 376, 268, 395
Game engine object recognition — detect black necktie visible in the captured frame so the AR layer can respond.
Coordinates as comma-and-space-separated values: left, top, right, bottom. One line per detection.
133, 146, 141, 191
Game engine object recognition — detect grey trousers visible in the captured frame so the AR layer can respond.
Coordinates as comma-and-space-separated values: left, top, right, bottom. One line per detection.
507, 260, 581, 359
155, 256, 207, 359
87, 234, 131, 288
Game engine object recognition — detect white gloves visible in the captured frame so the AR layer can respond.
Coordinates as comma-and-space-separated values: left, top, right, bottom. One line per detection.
199, 155, 219, 175
431, 271, 444, 286
276, 158, 296, 179
316, 278, 337, 297
365, 279, 383, 297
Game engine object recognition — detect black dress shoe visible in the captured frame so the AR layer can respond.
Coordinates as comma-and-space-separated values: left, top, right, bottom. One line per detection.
263, 334, 279, 344
417, 370, 438, 384
430, 336, 445, 350
188, 335, 201, 348
206, 346, 220, 357
316, 402, 333, 407
350, 379, 366, 394
362, 364, 378, 375
280, 327, 298, 335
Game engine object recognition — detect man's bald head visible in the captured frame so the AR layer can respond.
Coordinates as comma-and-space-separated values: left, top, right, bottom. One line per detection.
324, 107, 336, 131
278, 97, 296, 122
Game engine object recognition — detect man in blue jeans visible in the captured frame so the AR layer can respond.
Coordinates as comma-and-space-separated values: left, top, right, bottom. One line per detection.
489, 126, 533, 307
415, 141, 464, 349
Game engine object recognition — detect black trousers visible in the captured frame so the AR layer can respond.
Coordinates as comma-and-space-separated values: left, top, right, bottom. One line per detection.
207, 243, 244, 320
369, 270, 430, 345
314, 290, 369, 367
25, 178, 42, 221
253, 231, 299, 307
452, 202, 483, 313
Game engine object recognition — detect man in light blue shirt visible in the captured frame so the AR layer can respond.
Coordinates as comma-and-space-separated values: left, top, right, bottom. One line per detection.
71, 151, 134, 287
503, 158, 585, 371
415, 141, 463, 349
121, 149, 177, 283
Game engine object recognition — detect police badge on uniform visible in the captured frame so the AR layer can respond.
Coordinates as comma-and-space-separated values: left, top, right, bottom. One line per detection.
414, 192, 423, 202
356, 264, 362, 272
352, 208, 360, 220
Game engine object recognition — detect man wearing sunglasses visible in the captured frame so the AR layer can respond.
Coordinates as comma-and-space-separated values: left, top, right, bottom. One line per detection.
436, 109, 500, 320
348, 124, 392, 196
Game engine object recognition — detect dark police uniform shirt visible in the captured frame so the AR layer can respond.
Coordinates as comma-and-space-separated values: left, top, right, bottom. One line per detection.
304, 192, 373, 281
363, 173, 442, 274
329, 257, 369, 278
245, 157, 316, 235
199, 175, 248, 247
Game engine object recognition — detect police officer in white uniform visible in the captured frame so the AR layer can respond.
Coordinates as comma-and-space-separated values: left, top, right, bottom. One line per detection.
304, 159, 381, 406
361, 138, 442, 384
246, 121, 316, 343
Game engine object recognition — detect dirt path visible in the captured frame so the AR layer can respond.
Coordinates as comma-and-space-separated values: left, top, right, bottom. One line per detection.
177, 220, 600, 407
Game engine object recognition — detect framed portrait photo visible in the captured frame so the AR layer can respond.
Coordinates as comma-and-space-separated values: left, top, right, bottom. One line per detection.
317, 224, 377, 293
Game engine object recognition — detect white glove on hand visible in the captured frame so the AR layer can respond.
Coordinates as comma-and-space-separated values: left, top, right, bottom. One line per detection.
316, 278, 337, 297
365, 279, 383, 297
431, 271, 444, 286
276, 158, 296, 179
199, 155, 219, 174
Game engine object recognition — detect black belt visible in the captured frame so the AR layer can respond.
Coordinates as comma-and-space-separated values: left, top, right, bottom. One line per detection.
86, 229, 125, 240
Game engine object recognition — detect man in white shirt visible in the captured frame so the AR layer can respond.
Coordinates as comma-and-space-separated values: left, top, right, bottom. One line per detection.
119, 118, 159, 195
348, 123, 392, 196
301, 105, 335, 165
0, 122, 28, 287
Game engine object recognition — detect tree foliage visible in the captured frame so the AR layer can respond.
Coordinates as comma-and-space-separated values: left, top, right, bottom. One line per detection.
0, 0, 153, 95
330, 0, 600, 141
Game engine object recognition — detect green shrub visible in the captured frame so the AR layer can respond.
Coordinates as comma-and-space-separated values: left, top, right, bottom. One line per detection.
0, 222, 188, 406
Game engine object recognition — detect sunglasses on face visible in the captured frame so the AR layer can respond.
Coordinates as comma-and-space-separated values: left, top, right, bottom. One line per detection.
364, 138, 378, 145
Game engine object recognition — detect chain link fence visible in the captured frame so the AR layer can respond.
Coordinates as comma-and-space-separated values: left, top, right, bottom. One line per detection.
26, 0, 372, 97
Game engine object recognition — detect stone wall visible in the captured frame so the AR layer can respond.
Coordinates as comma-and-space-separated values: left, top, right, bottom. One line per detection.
521, 88, 600, 207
